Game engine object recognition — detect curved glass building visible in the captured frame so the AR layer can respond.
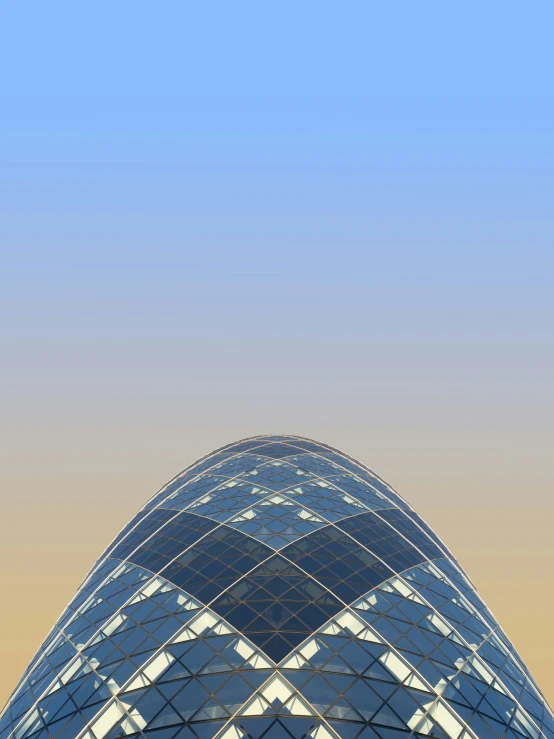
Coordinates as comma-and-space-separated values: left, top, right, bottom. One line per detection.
1, 435, 552, 739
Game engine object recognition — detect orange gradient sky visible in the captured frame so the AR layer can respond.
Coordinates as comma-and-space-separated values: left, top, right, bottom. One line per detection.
1, 0, 553, 714
1, 408, 553, 706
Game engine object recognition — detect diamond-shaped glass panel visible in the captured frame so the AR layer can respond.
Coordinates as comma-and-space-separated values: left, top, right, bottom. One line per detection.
2, 436, 550, 739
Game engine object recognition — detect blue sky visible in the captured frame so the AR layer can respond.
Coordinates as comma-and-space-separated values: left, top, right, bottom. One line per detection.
1, 2, 553, 411
1, 3, 554, 703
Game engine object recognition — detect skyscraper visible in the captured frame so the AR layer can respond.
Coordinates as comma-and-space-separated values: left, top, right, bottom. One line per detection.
1, 435, 551, 739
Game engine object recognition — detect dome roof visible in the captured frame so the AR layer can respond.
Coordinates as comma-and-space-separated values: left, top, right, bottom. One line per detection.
1, 436, 552, 739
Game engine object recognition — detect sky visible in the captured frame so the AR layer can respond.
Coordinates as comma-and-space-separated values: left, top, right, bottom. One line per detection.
1, 0, 554, 708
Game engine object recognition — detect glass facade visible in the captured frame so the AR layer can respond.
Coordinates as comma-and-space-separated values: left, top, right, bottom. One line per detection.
1, 435, 552, 739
